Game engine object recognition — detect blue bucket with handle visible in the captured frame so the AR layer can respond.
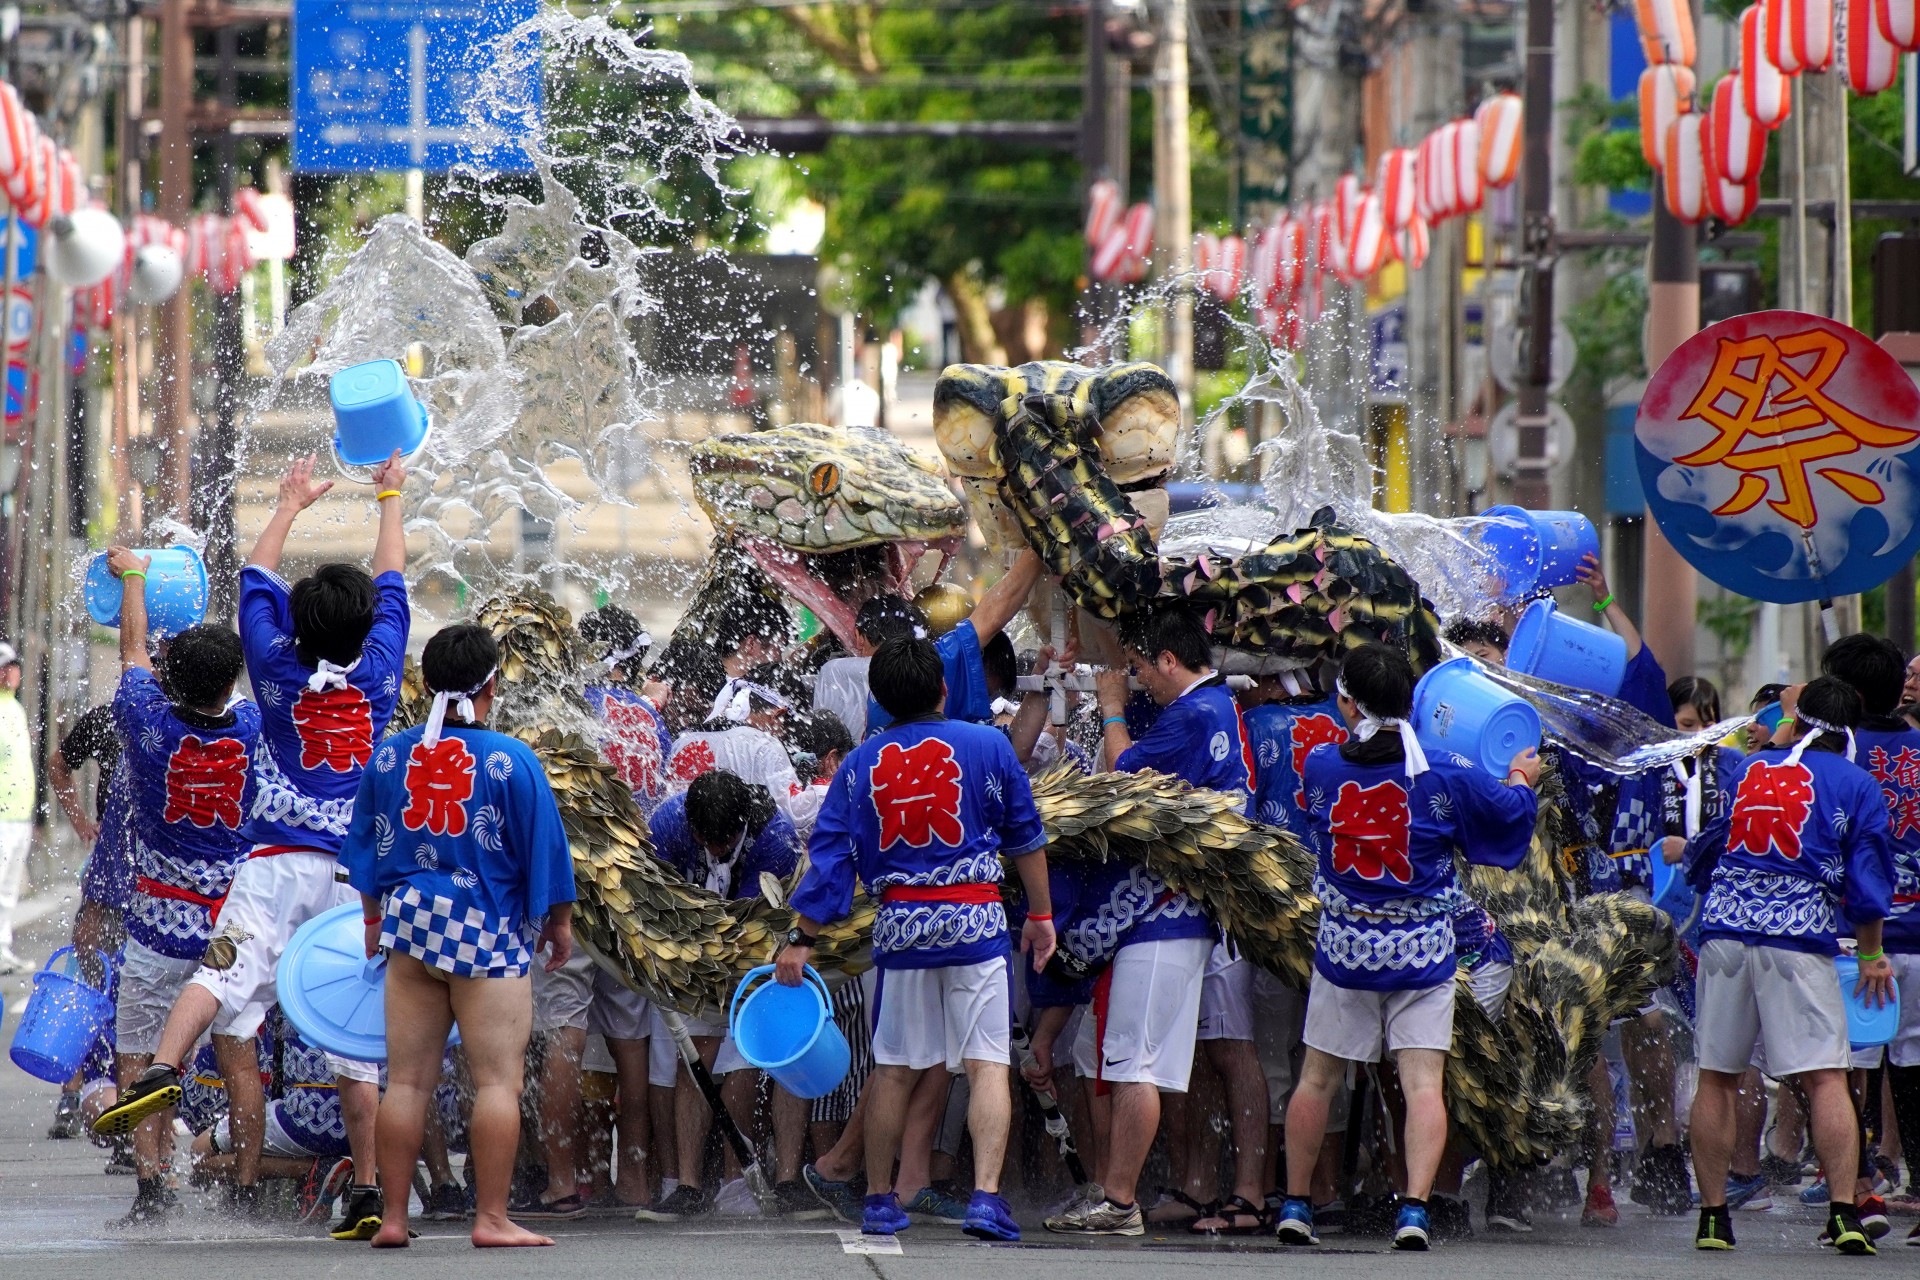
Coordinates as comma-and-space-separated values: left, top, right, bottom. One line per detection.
1834, 955, 1900, 1051
83, 545, 208, 638
1647, 852, 1695, 922
1479, 505, 1601, 600
329, 358, 431, 469
1506, 599, 1628, 697
1411, 656, 1542, 776
9, 946, 115, 1083
729, 964, 850, 1100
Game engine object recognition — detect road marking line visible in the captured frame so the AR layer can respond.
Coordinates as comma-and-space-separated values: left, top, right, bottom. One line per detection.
838, 1228, 902, 1254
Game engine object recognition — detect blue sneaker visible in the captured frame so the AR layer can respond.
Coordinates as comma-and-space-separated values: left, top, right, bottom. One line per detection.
862, 1192, 910, 1236
962, 1190, 1021, 1242
1275, 1196, 1319, 1245
1725, 1172, 1773, 1211
1800, 1176, 1831, 1206
1394, 1201, 1432, 1251
804, 1164, 862, 1224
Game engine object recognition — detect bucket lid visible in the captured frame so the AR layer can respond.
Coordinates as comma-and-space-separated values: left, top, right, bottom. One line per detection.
1835, 956, 1900, 1048
278, 902, 393, 1063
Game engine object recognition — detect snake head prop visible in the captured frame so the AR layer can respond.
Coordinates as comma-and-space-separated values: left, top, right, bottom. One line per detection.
689, 423, 967, 646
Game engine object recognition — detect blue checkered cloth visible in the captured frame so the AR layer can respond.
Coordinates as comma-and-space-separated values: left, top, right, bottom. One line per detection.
381, 884, 533, 978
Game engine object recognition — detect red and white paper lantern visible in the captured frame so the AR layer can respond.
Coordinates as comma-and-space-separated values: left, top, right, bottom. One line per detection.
1346, 192, 1388, 278
1419, 124, 1460, 220
1091, 201, 1153, 283
1274, 212, 1307, 297
1639, 64, 1696, 168
1710, 75, 1766, 182
1085, 177, 1122, 247
1452, 118, 1484, 215
1198, 232, 1244, 300
1741, 5, 1794, 124
1376, 147, 1418, 231
0, 85, 31, 189
1877, 0, 1919, 48
1847, 0, 1899, 93
1475, 93, 1524, 188
1636, 0, 1699, 63
15, 134, 58, 228
1662, 112, 1708, 222
1766, 0, 1834, 72
1334, 172, 1365, 247
1392, 214, 1431, 271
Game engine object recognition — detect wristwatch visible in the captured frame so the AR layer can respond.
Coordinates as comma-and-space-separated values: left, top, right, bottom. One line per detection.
786, 926, 817, 949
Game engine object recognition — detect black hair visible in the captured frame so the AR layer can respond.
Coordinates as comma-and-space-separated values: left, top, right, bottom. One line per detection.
1668, 675, 1722, 725
420, 624, 499, 697
579, 605, 647, 671
289, 564, 376, 668
855, 593, 925, 647
710, 592, 791, 657
1337, 643, 1415, 720
982, 633, 1017, 698
792, 711, 854, 761
651, 639, 727, 735
685, 768, 775, 845
1822, 632, 1905, 717
1797, 675, 1863, 734
870, 635, 945, 720
1443, 618, 1510, 652
1750, 682, 1788, 710
1115, 604, 1213, 673
164, 624, 245, 710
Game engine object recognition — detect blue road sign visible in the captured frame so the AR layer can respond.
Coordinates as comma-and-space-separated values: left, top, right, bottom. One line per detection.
291, 0, 540, 175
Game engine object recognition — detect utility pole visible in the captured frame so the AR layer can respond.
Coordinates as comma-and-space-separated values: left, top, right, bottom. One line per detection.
113, 6, 144, 537
1641, 197, 1700, 676
155, 0, 193, 519
196, 18, 244, 618
1512, 0, 1556, 510
1154, 0, 1193, 418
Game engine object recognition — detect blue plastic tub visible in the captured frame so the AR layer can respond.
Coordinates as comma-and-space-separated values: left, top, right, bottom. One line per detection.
329, 358, 430, 468
1479, 505, 1601, 600
729, 964, 851, 1100
1647, 853, 1695, 922
1411, 656, 1542, 776
9, 946, 115, 1083
82, 545, 208, 638
1834, 955, 1900, 1051
1506, 599, 1628, 698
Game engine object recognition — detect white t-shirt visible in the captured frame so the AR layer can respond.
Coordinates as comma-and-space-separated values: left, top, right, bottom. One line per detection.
812, 656, 871, 741
666, 724, 804, 822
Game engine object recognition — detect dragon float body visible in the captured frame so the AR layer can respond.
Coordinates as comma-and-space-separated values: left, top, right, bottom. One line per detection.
451, 358, 1674, 1167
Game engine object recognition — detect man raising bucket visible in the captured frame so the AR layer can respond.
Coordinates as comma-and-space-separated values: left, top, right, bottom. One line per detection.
93, 452, 409, 1238
775, 634, 1056, 1242
340, 623, 576, 1249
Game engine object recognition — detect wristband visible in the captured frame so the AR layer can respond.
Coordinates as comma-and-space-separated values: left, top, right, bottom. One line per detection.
1027, 912, 1053, 923
1860, 947, 1885, 963
1102, 715, 1127, 728
363, 915, 382, 925
121, 569, 147, 583
1592, 593, 1613, 612
1507, 769, 1530, 784
375, 489, 403, 501
1778, 717, 1795, 730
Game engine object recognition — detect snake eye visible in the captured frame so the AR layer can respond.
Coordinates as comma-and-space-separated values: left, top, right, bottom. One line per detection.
809, 462, 840, 497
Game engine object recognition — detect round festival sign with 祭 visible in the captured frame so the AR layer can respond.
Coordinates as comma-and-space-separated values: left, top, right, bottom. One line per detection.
1635, 309, 1920, 605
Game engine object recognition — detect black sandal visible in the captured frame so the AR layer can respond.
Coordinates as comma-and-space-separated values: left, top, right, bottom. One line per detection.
1191, 1194, 1268, 1236
1146, 1189, 1208, 1227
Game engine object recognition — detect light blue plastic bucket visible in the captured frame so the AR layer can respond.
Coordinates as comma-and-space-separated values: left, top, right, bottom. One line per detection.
1479, 505, 1601, 600
729, 964, 850, 1100
1647, 854, 1695, 922
1411, 655, 1542, 776
1506, 599, 1628, 698
9, 946, 115, 1083
82, 545, 209, 638
329, 358, 430, 469
279, 902, 461, 1063
1834, 955, 1900, 1051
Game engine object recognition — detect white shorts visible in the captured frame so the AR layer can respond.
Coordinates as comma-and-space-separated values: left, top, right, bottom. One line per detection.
117, 940, 206, 1057
588, 966, 651, 1042
328, 1053, 380, 1085
1076, 936, 1211, 1091
210, 1100, 328, 1160
1696, 939, 1851, 1078
1198, 946, 1255, 1042
872, 957, 1011, 1073
1468, 961, 1514, 1020
649, 1007, 746, 1083
533, 952, 597, 1033
188, 851, 352, 1040
1250, 967, 1307, 1112
1303, 970, 1455, 1064
1890, 954, 1920, 1069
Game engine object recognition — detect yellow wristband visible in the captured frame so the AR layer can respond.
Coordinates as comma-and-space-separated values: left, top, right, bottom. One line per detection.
375, 489, 402, 501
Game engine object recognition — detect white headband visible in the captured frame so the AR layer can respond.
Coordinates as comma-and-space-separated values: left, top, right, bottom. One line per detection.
709, 677, 792, 724
1337, 676, 1430, 780
602, 635, 651, 671
307, 655, 360, 694
422, 666, 496, 748
1786, 713, 1856, 766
